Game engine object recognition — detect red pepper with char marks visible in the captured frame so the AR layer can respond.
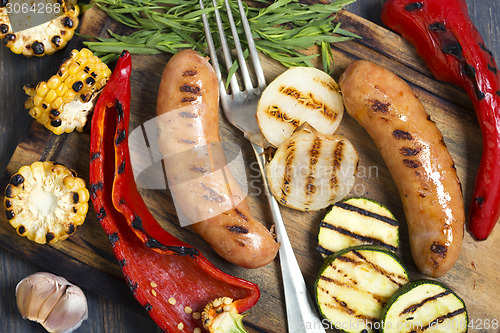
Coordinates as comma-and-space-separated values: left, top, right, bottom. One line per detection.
381, 0, 500, 240
89, 51, 259, 332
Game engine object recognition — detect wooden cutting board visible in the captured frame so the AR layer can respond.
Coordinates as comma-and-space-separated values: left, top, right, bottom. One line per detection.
1, 4, 499, 333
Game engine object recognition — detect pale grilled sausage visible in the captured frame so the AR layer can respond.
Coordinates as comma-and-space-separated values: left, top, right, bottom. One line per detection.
339, 60, 464, 277
156, 49, 279, 269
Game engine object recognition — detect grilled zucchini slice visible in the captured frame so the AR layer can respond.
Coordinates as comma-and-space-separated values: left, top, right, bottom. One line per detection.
317, 197, 399, 257
315, 245, 409, 333
380, 280, 468, 333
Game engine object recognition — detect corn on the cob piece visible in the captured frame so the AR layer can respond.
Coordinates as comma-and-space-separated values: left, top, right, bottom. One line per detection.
0, 0, 79, 57
4, 161, 90, 244
24, 48, 112, 135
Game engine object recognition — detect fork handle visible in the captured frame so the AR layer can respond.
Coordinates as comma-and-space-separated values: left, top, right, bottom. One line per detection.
251, 143, 327, 333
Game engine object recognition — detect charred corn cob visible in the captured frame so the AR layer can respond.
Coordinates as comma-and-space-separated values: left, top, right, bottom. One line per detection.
4, 161, 89, 244
0, 0, 79, 57
24, 48, 111, 135
201, 297, 248, 333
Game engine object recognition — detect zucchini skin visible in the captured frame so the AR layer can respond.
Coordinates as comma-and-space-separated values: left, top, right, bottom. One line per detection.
380, 279, 468, 333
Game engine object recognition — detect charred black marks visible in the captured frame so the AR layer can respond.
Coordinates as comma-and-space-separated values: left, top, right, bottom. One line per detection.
72, 192, 79, 204
497, 91, 500, 97
90, 152, 101, 162
96, 207, 106, 222
90, 182, 103, 198
131, 215, 143, 231
4, 200, 11, 208
118, 259, 126, 267
334, 202, 399, 226
479, 42, 494, 57
475, 87, 486, 100
368, 99, 390, 113
392, 129, 413, 140
51, 119, 62, 128
190, 166, 207, 173
18, 225, 26, 234
108, 232, 119, 245
145, 237, 168, 251
403, 159, 421, 169
474, 196, 484, 207
118, 161, 126, 174
180, 83, 201, 95
72, 207, 77, 214
488, 64, 498, 74
404, 2, 423, 11
429, 22, 446, 32
179, 111, 198, 118
68, 223, 75, 234
431, 242, 447, 258
400, 147, 421, 157
115, 130, 126, 145
182, 70, 197, 77
5, 210, 14, 220
201, 183, 225, 203
166, 246, 200, 257
234, 208, 249, 221
461, 63, 476, 80
441, 42, 463, 58
181, 97, 197, 103
226, 225, 250, 234
129, 282, 138, 292
10, 174, 24, 186
401, 290, 452, 315
5, 184, 13, 198
45, 232, 55, 243
144, 303, 152, 312
115, 99, 124, 121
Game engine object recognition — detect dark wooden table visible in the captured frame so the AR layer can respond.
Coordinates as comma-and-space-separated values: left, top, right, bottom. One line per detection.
0, 1, 498, 332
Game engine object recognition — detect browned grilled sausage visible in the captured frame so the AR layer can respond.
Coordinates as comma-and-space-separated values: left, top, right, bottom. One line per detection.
339, 60, 465, 277
156, 49, 279, 269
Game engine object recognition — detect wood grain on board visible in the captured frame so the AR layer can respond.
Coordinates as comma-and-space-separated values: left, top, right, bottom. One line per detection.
0, 4, 498, 333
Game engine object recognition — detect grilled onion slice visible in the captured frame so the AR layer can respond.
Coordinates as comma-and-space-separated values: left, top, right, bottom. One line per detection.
256, 67, 344, 147
266, 123, 358, 211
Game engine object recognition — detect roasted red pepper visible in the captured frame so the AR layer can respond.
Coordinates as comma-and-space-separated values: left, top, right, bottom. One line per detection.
381, 0, 500, 240
89, 51, 259, 332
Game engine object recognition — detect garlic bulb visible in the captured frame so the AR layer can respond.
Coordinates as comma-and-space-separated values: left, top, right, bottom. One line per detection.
16, 272, 88, 333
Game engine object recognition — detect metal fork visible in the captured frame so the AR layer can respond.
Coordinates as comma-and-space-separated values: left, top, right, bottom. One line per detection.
200, 1, 326, 332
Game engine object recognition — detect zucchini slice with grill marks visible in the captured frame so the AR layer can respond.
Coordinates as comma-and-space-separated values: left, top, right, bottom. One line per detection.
315, 245, 409, 333
317, 197, 399, 257
380, 280, 468, 333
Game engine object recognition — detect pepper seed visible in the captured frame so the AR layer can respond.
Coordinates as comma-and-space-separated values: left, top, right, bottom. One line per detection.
193, 328, 201, 333
151, 289, 157, 297
150, 281, 157, 288
168, 297, 176, 305
192, 312, 201, 320
184, 306, 192, 314
177, 323, 184, 330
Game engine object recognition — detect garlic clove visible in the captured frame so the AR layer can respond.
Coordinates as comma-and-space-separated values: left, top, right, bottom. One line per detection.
42, 285, 88, 333
15, 272, 88, 333
16, 272, 67, 322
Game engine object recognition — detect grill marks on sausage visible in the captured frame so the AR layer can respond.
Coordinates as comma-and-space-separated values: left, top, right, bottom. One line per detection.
182, 70, 197, 77
400, 147, 422, 157
431, 242, 448, 258
226, 225, 249, 234
180, 83, 201, 95
392, 129, 413, 140
368, 99, 390, 113
201, 183, 225, 203
403, 159, 421, 169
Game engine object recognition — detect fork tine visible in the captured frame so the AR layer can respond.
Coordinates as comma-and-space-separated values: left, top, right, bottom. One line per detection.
200, 0, 225, 94
211, 0, 240, 95
236, 0, 266, 91
223, 0, 253, 93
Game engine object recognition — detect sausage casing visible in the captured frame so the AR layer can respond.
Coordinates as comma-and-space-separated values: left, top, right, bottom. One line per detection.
339, 60, 465, 277
156, 50, 279, 269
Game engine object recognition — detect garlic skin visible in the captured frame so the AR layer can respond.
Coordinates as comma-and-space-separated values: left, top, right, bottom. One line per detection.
16, 272, 88, 333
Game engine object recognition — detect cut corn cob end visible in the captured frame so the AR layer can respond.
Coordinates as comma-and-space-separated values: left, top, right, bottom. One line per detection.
0, 1, 79, 57
4, 161, 89, 244
24, 48, 111, 135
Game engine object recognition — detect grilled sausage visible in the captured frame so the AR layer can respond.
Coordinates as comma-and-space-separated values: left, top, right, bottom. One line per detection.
339, 60, 465, 277
156, 49, 279, 269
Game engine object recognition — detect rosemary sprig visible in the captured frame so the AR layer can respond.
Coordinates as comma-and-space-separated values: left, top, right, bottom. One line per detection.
81, 0, 359, 73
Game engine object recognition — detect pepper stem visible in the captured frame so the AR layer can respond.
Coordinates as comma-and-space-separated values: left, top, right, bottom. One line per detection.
201, 297, 249, 333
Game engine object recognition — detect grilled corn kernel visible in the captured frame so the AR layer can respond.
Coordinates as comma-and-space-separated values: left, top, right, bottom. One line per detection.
24, 48, 111, 135
0, 1, 79, 57
3, 161, 89, 244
